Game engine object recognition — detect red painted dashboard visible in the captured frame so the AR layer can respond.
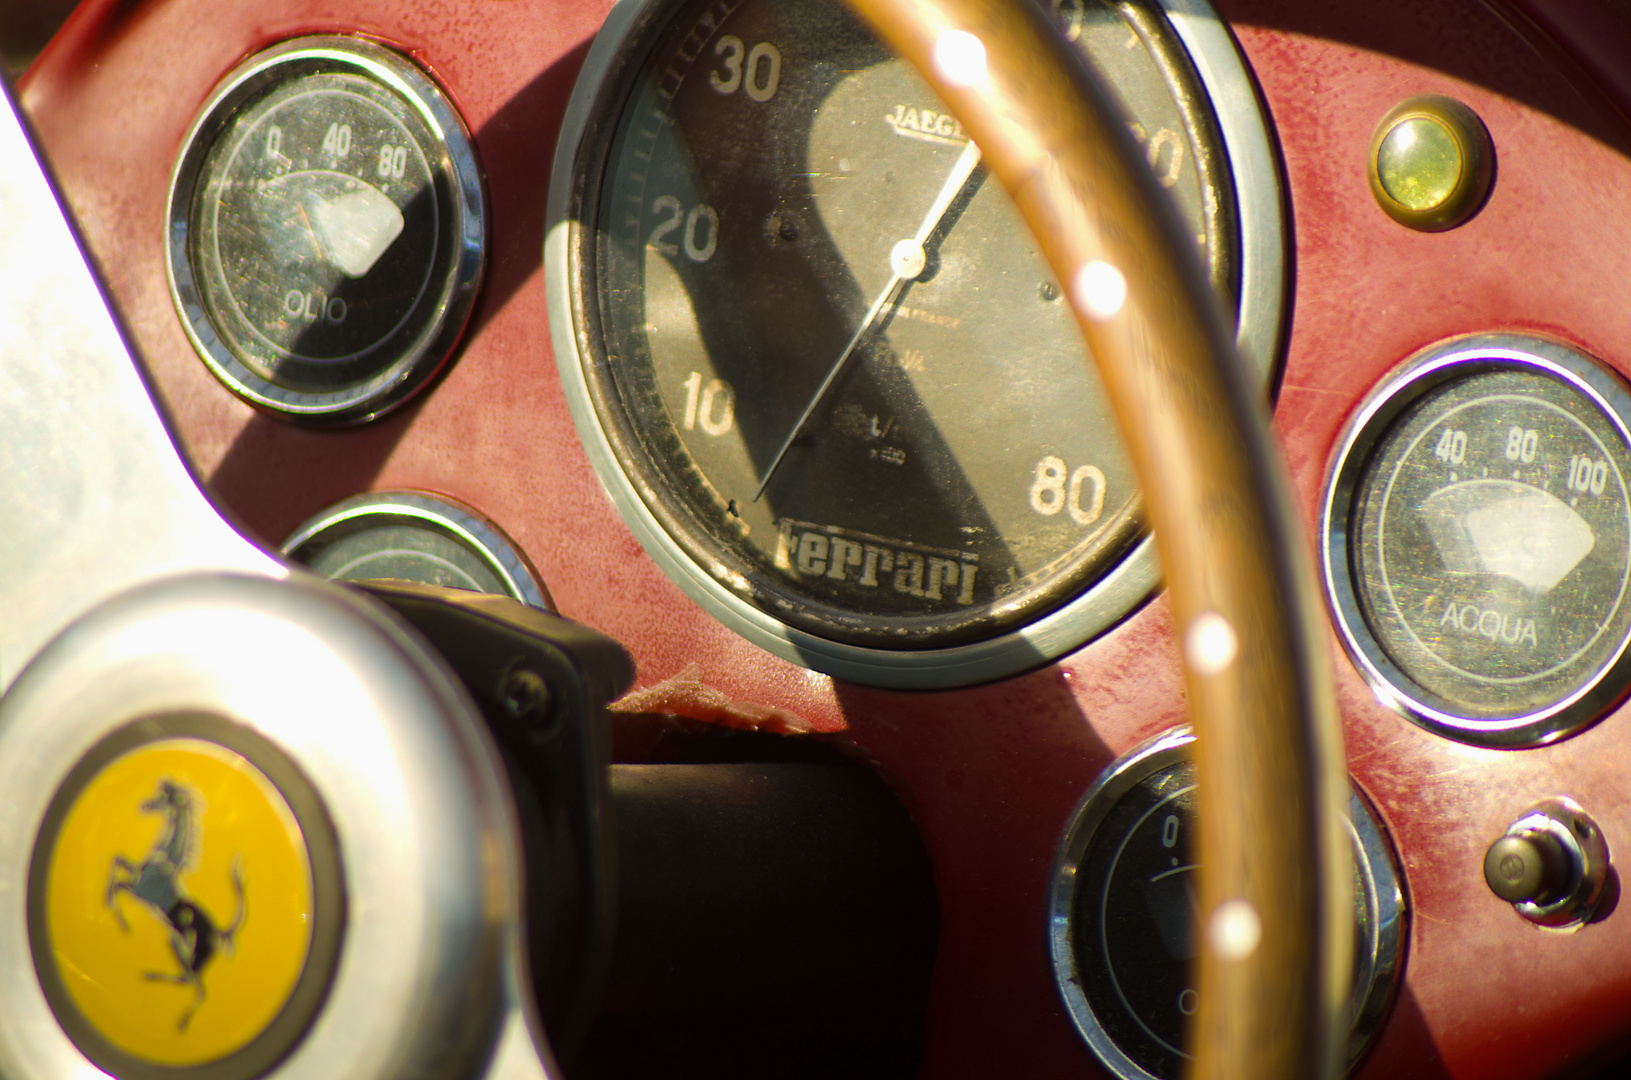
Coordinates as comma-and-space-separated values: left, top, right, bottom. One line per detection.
19, 0, 1631, 1075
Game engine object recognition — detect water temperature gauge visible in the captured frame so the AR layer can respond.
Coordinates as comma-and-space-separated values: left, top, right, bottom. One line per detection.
1325, 336, 1631, 746
167, 37, 483, 424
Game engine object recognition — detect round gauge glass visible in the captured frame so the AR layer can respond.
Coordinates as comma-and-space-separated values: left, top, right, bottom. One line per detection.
167, 37, 484, 424
282, 491, 552, 609
548, 0, 1285, 686
1325, 337, 1631, 746
1049, 730, 1405, 1080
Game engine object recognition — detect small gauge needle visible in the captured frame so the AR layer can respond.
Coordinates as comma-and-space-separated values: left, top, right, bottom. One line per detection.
753, 138, 984, 502
294, 202, 326, 262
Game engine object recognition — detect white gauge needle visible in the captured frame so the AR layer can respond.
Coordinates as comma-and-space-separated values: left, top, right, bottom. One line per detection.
753, 138, 983, 502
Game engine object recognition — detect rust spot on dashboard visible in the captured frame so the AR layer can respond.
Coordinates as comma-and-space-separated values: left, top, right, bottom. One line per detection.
611, 663, 844, 734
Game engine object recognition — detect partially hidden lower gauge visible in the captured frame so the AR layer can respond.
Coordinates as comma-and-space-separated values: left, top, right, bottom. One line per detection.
1049, 729, 1405, 1080
1325, 335, 1631, 746
547, 0, 1285, 687
283, 492, 552, 608
167, 37, 484, 424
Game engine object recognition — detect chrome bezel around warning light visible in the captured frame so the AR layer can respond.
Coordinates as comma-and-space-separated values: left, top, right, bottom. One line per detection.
166, 37, 484, 425
1048, 728, 1406, 1080
1322, 335, 1631, 748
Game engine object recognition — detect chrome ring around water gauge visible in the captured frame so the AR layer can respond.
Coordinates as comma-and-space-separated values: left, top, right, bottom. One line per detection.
166, 37, 484, 425
1323, 335, 1631, 747
1048, 728, 1406, 1080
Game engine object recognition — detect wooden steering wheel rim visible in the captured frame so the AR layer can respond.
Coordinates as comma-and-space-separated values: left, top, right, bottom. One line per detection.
839, 2, 1352, 1077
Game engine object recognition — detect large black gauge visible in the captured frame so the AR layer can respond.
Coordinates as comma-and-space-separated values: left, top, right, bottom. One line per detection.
547, 0, 1285, 686
167, 37, 483, 424
1325, 336, 1631, 747
1049, 729, 1405, 1080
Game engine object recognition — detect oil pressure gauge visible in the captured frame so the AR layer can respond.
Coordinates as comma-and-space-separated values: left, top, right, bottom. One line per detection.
168, 37, 483, 424
1325, 335, 1631, 746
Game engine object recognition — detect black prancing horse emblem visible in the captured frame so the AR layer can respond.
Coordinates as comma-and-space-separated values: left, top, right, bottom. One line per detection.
105, 779, 247, 1031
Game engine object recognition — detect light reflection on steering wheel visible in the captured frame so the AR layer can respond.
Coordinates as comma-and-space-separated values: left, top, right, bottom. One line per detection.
840, 1, 1350, 1077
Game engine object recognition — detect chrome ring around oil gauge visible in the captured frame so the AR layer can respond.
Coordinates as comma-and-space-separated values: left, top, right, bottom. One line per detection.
1324, 335, 1631, 747
1048, 728, 1405, 1080
282, 491, 552, 609
167, 37, 484, 425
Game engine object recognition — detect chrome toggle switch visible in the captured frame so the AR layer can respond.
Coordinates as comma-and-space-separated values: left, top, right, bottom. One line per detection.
1484, 798, 1609, 927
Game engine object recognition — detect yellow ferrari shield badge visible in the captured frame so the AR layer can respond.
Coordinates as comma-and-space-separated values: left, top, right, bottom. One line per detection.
39, 737, 315, 1067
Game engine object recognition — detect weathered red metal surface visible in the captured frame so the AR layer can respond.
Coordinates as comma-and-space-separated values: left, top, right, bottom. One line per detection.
20, 0, 1631, 1076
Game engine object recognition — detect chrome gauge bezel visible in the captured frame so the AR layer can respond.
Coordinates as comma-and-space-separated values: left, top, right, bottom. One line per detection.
281, 491, 552, 609
166, 36, 485, 425
1323, 334, 1631, 747
545, 0, 1286, 689
1048, 728, 1406, 1080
